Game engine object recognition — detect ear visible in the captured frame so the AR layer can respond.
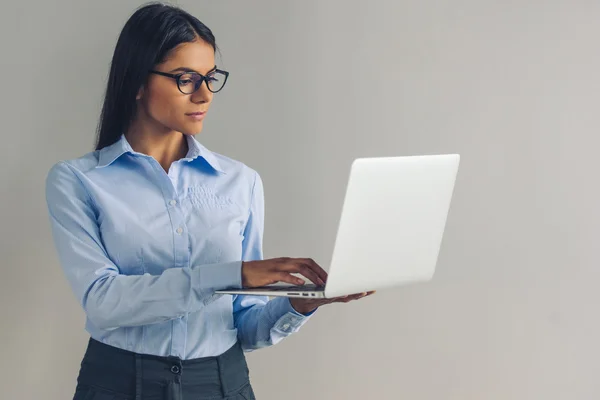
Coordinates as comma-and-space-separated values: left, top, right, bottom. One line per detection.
136, 85, 145, 100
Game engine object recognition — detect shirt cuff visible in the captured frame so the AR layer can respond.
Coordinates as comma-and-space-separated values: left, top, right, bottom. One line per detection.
266, 297, 315, 335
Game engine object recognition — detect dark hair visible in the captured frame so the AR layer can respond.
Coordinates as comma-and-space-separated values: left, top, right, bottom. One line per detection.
95, 2, 217, 150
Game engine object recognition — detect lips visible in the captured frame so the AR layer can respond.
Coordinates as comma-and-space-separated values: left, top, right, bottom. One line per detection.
186, 111, 207, 121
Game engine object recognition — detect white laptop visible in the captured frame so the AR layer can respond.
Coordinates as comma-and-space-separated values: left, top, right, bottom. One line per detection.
216, 154, 460, 299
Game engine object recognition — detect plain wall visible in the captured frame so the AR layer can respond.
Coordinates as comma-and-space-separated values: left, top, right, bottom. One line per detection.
1, 1, 599, 398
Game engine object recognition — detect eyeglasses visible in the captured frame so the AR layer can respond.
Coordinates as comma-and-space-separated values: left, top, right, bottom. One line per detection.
148, 67, 229, 94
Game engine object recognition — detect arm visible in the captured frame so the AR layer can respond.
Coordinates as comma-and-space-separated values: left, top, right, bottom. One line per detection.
45, 162, 242, 331
232, 171, 315, 351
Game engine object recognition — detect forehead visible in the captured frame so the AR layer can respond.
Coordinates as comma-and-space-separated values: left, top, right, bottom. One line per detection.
160, 39, 215, 74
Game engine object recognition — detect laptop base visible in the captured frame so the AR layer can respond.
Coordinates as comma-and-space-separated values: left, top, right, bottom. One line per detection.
215, 284, 326, 298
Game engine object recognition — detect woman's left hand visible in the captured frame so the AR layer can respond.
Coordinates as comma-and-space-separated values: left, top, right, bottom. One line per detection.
289, 291, 376, 315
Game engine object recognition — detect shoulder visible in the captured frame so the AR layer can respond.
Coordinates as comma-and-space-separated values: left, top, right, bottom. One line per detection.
47, 150, 101, 177
45, 150, 100, 198
209, 151, 264, 193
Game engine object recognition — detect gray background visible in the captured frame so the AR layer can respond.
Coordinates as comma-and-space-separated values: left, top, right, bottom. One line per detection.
1, 0, 599, 399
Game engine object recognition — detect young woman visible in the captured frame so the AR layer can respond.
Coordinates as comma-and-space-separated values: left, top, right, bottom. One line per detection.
45, 3, 372, 400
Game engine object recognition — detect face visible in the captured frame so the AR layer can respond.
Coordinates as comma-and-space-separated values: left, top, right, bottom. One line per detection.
136, 38, 216, 136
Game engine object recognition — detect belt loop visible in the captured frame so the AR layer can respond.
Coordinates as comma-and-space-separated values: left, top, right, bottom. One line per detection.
135, 354, 142, 400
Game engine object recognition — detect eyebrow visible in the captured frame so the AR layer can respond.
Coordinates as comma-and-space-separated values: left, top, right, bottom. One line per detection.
168, 65, 217, 74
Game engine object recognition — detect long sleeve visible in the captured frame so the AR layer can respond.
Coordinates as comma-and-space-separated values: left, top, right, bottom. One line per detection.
45, 161, 242, 331
232, 171, 314, 351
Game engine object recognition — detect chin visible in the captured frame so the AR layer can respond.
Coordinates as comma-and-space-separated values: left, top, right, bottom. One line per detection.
180, 123, 204, 136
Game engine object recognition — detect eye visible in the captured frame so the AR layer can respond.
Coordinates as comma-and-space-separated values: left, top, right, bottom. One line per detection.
206, 71, 227, 92
178, 73, 195, 86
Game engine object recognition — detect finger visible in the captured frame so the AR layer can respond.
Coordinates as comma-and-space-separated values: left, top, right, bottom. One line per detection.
333, 294, 362, 303
298, 263, 326, 286
353, 292, 374, 300
282, 263, 323, 286
351, 291, 373, 298
276, 272, 306, 286
299, 264, 324, 286
331, 295, 353, 303
301, 258, 328, 284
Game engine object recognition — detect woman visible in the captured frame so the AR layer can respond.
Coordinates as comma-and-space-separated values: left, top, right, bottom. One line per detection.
45, 3, 372, 400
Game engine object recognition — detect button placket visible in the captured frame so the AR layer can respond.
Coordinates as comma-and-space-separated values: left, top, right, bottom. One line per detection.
145, 156, 189, 271
170, 203, 188, 268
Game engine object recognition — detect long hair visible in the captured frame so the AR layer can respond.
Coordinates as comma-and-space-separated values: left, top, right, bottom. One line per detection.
95, 2, 217, 150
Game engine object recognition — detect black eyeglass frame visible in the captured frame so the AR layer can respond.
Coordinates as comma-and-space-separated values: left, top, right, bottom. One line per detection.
148, 68, 230, 94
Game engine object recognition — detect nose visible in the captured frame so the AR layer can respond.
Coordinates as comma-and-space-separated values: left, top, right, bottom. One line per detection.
190, 81, 213, 104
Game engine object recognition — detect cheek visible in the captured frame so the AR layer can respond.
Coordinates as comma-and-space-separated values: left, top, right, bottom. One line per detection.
146, 91, 186, 124
145, 92, 206, 133
142, 86, 208, 133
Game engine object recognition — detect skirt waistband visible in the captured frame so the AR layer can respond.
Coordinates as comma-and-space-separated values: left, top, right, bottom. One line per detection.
77, 338, 250, 400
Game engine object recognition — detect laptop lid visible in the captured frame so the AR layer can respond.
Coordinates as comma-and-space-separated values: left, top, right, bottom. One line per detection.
323, 154, 460, 298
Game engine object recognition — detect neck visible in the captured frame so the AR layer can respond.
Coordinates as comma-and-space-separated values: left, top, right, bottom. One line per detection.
126, 115, 188, 173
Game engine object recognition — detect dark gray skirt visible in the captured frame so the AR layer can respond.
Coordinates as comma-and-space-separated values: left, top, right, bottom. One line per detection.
73, 337, 256, 400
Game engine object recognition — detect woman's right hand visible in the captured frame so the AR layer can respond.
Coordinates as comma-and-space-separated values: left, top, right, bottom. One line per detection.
241, 257, 328, 288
